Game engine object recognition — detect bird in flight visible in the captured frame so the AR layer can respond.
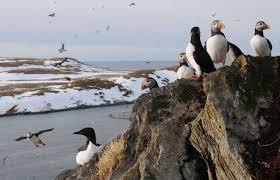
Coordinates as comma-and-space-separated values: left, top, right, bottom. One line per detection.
129, 3, 136, 7
211, 13, 216, 18
14, 128, 54, 147
48, 13, 56, 17
106, 25, 110, 31
58, 43, 67, 53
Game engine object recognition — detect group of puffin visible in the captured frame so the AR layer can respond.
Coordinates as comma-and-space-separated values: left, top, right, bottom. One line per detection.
142, 20, 272, 90
177, 20, 271, 79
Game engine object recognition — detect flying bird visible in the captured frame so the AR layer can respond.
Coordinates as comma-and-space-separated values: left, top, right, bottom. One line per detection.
58, 43, 67, 53
48, 13, 56, 17
106, 25, 110, 31
129, 3, 136, 7
2, 155, 8, 166
211, 13, 216, 17
14, 128, 54, 147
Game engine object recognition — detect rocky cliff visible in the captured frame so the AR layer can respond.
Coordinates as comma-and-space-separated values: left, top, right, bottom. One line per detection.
57, 56, 280, 180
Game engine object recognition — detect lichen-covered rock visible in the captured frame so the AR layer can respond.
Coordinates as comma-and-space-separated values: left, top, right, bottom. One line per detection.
56, 56, 280, 180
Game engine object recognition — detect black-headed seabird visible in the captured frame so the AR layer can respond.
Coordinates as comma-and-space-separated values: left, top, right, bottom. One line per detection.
58, 43, 67, 53
129, 3, 136, 7
250, 21, 272, 57
73, 127, 101, 166
176, 53, 194, 79
186, 27, 216, 78
206, 20, 229, 66
48, 13, 56, 17
106, 25, 110, 31
141, 77, 159, 90
14, 128, 54, 147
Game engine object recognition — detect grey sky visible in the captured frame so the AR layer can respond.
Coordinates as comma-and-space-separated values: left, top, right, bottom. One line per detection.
0, 0, 278, 61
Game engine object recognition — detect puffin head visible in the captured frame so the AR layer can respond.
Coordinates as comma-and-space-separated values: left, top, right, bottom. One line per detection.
141, 77, 159, 90
27, 132, 32, 138
210, 20, 225, 32
190, 27, 200, 35
255, 21, 270, 31
178, 53, 188, 66
73, 127, 100, 146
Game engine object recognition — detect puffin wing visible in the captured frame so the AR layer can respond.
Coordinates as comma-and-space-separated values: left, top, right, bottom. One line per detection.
266, 39, 272, 50
34, 128, 54, 136
14, 136, 27, 141
193, 49, 216, 73
228, 42, 244, 57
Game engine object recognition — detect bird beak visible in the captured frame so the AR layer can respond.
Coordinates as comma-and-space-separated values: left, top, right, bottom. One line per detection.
219, 21, 225, 29
141, 84, 145, 90
73, 130, 83, 135
265, 24, 270, 29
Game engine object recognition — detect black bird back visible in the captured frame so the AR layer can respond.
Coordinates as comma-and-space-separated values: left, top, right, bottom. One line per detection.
190, 29, 216, 74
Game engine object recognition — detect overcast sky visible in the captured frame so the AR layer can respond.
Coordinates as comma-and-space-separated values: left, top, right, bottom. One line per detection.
0, 0, 278, 61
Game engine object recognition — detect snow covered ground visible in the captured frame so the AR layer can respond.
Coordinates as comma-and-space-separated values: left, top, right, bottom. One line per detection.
0, 57, 177, 116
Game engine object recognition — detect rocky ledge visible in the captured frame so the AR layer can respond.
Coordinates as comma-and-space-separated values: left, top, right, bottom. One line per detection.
57, 55, 280, 180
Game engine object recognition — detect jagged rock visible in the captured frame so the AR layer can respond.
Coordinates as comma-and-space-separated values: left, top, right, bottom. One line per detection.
56, 56, 280, 180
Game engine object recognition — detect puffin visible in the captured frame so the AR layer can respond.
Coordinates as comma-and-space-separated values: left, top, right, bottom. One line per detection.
185, 27, 216, 77
73, 127, 101, 166
141, 77, 159, 90
14, 128, 54, 147
176, 53, 194, 79
58, 43, 67, 53
205, 20, 229, 66
226, 42, 244, 65
250, 21, 272, 57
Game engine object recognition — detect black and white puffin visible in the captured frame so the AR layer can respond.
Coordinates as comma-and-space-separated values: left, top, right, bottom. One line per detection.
250, 21, 272, 57
73, 127, 101, 166
141, 77, 159, 90
206, 20, 228, 66
185, 27, 216, 77
226, 42, 244, 65
176, 53, 194, 79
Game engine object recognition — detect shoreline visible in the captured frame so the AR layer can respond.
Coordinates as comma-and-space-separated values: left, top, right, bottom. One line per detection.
0, 101, 134, 118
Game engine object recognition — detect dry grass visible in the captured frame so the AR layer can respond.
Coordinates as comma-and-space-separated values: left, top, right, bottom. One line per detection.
71, 78, 117, 90
92, 137, 125, 180
0, 82, 64, 96
0, 60, 44, 67
162, 65, 179, 72
7, 68, 77, 74
124, 69, 155, 79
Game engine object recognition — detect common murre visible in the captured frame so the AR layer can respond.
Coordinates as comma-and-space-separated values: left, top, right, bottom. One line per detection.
73, 127, 101, 166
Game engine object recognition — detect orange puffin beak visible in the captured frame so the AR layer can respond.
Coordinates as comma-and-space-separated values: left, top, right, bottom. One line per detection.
219, 21, 225, 29
265, 23, 270, 29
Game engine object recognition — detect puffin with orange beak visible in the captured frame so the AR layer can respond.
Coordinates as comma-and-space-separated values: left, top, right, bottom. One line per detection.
205, 20, 229, 66
250, 21, 272, 57
141, 77, 159, 90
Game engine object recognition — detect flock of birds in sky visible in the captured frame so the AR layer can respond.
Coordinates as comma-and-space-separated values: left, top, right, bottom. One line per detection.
142, 20, 272, 90
47, 1, 137, 54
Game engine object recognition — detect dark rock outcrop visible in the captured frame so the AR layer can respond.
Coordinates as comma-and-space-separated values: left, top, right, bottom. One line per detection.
56, 56, 280, 180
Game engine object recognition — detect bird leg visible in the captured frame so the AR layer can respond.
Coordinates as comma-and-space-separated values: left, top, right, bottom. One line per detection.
39, 140, 46, 146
